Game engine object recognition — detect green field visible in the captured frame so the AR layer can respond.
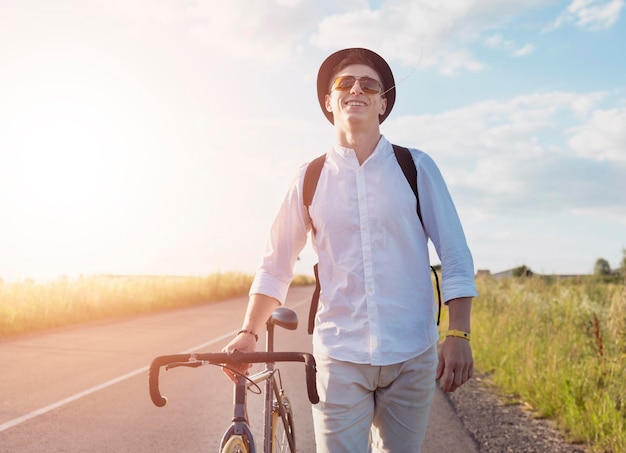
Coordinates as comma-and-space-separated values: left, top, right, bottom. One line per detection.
467, 275, 625, 452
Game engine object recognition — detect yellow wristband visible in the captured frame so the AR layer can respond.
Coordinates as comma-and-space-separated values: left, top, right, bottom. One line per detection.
446, 330, 471, 341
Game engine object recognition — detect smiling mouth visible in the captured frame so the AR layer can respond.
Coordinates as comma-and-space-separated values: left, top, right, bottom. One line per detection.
345, 101, 368, 107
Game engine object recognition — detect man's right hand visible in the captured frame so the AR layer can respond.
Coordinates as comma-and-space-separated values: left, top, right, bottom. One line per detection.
221, 332, 258, 384
221, 294, 280, 383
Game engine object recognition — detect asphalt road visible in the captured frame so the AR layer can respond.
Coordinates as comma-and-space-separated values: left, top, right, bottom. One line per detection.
0, 286, 477, 452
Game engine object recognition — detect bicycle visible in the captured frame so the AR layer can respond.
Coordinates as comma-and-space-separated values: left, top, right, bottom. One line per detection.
149, 307, 319, 453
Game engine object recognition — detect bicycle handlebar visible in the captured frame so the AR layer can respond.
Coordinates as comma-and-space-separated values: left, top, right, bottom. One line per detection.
149, 350, 319, 407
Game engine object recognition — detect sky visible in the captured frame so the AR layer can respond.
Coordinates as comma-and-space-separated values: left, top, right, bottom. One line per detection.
0, 0, 625, 282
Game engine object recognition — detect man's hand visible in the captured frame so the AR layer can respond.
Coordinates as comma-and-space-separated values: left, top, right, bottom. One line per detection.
221, 333, 257, 384
220, 294, 280, 383
436, 336, 473, 393
437, 296, 473, 392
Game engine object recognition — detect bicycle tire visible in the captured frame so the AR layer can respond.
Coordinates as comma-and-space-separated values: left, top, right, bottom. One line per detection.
221, 435, 250, 453
271, 394, 296, 453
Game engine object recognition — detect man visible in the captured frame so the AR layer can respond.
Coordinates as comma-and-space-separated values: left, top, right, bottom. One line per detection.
223, 48, 477, 452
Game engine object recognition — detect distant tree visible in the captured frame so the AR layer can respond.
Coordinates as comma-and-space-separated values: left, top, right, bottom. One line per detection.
512, 265, 533, 277
621, 248, 626, 277
594, 258, 612, 276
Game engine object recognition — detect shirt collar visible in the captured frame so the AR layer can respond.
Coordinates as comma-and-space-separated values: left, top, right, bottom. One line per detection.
331, 135, 391, 164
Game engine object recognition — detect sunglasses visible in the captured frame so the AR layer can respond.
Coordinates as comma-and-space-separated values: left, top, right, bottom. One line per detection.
331, 75, 383, 95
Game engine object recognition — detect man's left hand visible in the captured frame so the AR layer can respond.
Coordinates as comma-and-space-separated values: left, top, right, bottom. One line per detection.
436, 336, 473, 393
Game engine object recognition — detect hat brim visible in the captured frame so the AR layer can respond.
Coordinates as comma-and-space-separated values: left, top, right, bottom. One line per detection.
317, 48, 395, 125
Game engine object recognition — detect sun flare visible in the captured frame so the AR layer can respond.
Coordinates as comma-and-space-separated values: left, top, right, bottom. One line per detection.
0, 56, 158, 277
11, 101, 112, 215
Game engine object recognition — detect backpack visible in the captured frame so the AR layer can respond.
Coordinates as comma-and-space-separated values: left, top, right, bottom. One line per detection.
303, 144, 442, 334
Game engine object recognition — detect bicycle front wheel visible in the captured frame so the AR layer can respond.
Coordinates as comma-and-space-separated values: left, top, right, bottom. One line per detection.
221, 435, 251, 453
271, 394, 296, 453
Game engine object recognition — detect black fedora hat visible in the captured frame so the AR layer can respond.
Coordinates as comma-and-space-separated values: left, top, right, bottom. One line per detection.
317, 48, 395, 124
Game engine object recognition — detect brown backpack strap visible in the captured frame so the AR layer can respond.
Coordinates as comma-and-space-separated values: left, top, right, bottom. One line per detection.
303, 154, 326, 334
308, 263, 321, 334
303, 153, 326, 235
392, 144, 423, 228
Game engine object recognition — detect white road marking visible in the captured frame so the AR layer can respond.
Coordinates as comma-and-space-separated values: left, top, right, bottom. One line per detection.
0, 331, 235, 433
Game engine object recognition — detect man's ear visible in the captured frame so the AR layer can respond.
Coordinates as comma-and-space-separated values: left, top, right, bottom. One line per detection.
325, 94, 333, 112
379, 97, 387, 115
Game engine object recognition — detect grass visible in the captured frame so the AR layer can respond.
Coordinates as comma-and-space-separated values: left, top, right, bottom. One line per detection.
465, 275, 626, 452
0, 273, 313, 338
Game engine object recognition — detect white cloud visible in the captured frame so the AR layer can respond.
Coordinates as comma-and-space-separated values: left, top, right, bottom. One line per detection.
310, 1, 553, 75
570, 92, 608, 118
98, 0, 328, 63
186, 2, 317, 63
485, 33, 510, 48
276, 0, 305, 7
383, 89, 626, 275
572, 206, 626, 226
96, 0, 192, 24
485, 33, 535, 57
438, 50, 485, 76
568, 107, 626, 161
384, 91, 626, 219
512, 44, 535, 57
311, 3, 472, 72
553, 0, 625, 30
95, 1, 542, 74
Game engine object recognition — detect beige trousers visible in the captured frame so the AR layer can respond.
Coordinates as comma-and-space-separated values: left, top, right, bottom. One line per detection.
312, 344, 437, 453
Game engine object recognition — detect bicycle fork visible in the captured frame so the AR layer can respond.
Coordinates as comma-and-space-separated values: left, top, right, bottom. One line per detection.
221, 377, 255, 453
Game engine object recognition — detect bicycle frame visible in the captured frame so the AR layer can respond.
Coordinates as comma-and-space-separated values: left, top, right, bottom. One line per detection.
219, 365, 294, 452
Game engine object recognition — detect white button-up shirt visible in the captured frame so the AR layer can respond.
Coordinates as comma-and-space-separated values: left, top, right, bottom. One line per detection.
250, 136, 477, 365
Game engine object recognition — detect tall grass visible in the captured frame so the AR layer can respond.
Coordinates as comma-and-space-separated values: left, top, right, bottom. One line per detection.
469, 276, 625, 452
0, 273, 256, 337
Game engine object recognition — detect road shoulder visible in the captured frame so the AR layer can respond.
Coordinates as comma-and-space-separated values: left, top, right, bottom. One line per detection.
445, 372, 589, 453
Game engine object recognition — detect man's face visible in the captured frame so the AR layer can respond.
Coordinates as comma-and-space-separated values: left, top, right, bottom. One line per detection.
324, 64, 387, 129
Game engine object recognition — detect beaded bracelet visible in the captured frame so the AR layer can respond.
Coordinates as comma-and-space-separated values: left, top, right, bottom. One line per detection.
237, 329, 259, 342
446, 329, 471, 341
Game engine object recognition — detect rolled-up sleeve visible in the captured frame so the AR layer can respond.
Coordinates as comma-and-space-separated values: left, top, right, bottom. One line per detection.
414, 151, 478, 303
249, 166, 311, 304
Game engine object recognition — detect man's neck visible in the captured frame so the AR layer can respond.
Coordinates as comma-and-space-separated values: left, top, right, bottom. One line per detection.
335, 127, 382, 165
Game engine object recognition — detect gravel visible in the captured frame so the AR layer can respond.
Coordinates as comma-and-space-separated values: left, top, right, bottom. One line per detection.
445, 372, 590, 453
